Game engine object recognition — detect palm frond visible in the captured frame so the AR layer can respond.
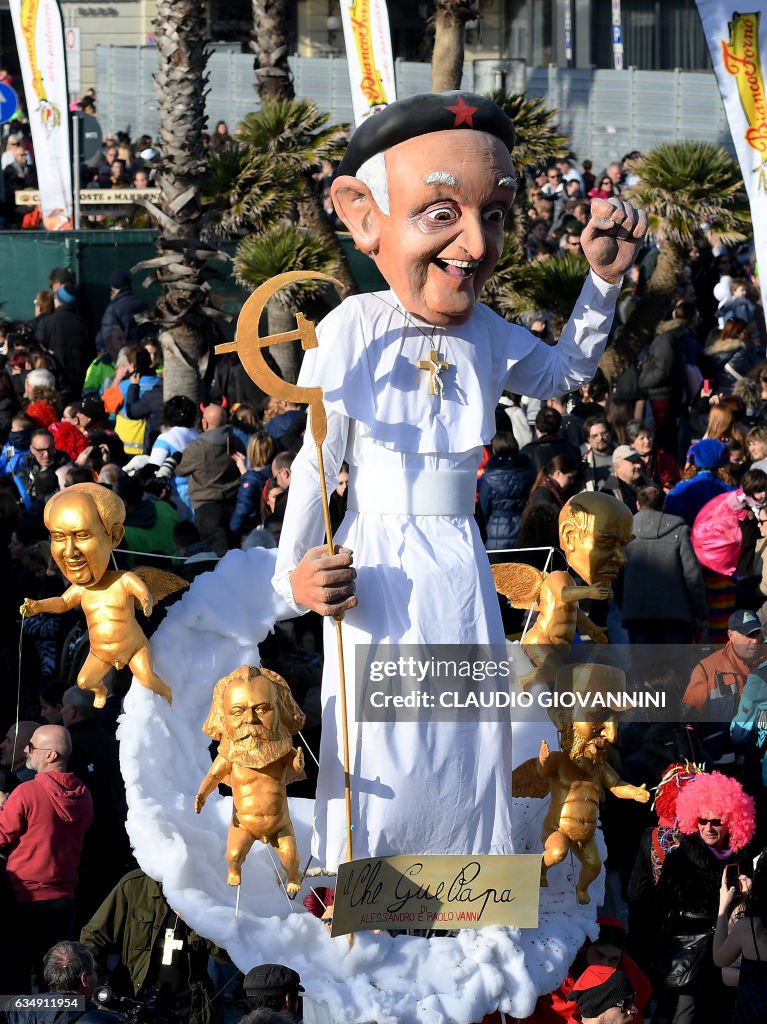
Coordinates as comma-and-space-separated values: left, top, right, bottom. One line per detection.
237, 99, 348, 171
496, 250, 591, 329
234, 225, 341, 301
486, 90, 569, 174
623, 140, 750, 248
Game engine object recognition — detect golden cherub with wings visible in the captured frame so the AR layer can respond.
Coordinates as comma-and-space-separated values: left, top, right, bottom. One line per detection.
492, 492, 634, 688
511, 664, 649, 904
20, 483, 187, 707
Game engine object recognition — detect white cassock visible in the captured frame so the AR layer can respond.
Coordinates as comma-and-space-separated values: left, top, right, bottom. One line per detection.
273, 271, 619, 872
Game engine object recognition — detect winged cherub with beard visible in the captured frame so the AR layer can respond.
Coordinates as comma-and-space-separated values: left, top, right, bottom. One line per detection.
195, 666, 306, 893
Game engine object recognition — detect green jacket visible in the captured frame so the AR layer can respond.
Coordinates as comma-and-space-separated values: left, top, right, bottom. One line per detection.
80, 869, 228, 1024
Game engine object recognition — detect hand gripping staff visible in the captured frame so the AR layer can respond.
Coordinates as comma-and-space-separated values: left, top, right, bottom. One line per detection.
215, 271, 355, 876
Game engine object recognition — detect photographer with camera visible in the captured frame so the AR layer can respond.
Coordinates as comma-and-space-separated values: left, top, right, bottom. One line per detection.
4, 941, 124, 1024
80, 869, 228, 1024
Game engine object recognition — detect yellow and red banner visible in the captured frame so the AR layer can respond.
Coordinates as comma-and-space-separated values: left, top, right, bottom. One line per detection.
695, 3, 767, 274
9, 0, 73, 229
340, 0, 396, 126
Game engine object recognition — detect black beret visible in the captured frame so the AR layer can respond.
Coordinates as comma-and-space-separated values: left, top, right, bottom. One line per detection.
337, 91, 516, 176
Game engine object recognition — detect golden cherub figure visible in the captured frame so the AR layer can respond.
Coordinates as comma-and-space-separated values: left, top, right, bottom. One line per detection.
20, 483, 182, 708
512, 664, 649, 905
493, 491, 633, 688
195, 665, 306, 894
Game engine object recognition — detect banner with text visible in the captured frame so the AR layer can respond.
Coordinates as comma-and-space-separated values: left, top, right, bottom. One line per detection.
340, 0, 396, 126
9, 0, 73, 229
694, 3, 767, 274
333, 854, 541, 936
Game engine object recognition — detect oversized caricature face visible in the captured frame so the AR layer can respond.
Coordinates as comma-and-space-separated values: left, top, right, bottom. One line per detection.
370, 130, 516, 326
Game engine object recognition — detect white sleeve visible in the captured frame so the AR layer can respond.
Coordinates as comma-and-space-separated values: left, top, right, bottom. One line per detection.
272, 405, 350, 614
501, 270, 620, 398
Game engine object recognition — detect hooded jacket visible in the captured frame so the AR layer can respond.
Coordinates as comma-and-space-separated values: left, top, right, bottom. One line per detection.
621, 509, 706, 624
478, 452, 536, 549
0, 770, 93, 901
704, 330, 757, 394
638, 318, 686, 402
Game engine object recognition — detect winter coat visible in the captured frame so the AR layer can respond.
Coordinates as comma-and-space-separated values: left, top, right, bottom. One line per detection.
35, 306, 94, 397
94, 287, 149, 354
691, 487, 752, 576
520, 435, 581, 473
704, 331, 758, 394
124, 377, 163, 452
122, 496, 180, 562
175, 426, 243, 508
80, 868, 226, 1024
730, 665, 767, 785
230, 465, 272, 536
478, 452, 535, 549
0, 770, 93, 901
655, 834, 745, 933
600, 473, 638, 513
638, 318, 686, 402
664, 471, 734, 528
621, 509, 706, 624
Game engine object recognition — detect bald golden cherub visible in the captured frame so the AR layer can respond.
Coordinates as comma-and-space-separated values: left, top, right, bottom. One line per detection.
20, 483, 172, 707
195, 666, 306, 894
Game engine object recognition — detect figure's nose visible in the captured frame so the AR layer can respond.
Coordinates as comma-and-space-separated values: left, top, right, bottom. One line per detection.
458, 212, 487, 260
63, 534, 76, 557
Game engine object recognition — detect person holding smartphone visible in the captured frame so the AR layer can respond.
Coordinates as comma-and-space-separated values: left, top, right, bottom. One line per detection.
714, 852, 767, 1022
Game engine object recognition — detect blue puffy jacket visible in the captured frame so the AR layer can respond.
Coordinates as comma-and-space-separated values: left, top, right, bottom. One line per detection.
478, 453, 535, 550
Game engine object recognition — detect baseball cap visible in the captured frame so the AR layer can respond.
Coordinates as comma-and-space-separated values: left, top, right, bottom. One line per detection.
243, 964, 305, 998
728, 609, 762, 636
612, 444, 642, 467
571, 966, 634, 1017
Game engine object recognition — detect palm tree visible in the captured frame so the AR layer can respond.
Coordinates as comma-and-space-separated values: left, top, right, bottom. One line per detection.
491, 251, 591, 335
251, 0, 293, 103
203, 100, 351, 382
135, 0, 226, 402
235, 226, 342, 381
601, 140, 750, 380
431, 0, 477, 91
487, 90, 568, 252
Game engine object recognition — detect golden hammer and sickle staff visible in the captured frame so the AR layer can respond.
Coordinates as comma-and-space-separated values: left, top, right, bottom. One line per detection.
215, 270, 355, 874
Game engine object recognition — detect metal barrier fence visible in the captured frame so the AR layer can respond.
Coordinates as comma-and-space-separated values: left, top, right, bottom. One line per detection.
95, 46, 734, 172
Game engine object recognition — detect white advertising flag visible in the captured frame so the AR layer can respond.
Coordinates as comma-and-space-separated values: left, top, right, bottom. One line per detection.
694, 3, 767, 274
9, 0, 73, 229
340, 0, 397, 126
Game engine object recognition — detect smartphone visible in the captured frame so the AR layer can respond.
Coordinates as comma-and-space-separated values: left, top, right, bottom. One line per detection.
725, 863, 741, 893
702, 379, 712, 397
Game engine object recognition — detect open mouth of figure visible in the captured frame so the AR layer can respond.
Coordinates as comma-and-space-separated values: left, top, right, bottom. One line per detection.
433, 258, 479, 279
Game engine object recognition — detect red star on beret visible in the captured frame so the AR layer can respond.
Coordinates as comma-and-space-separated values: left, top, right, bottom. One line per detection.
446, 96, 478, 127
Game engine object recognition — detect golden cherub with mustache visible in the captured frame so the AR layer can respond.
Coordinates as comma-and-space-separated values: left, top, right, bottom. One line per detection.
195, 666, 306, 893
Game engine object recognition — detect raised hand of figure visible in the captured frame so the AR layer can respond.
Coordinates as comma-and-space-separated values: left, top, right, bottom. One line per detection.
20, 597, 39, 617
580, 197, 648, 285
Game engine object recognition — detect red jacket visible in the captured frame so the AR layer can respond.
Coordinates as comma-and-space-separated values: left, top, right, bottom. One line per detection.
0, 770, 93, 901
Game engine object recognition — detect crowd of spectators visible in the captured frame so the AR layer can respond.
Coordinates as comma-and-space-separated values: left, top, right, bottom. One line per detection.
3, 138, 767, 1023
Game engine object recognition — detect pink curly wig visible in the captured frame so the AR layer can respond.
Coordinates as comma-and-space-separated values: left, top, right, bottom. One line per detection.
676, 771, 756, 852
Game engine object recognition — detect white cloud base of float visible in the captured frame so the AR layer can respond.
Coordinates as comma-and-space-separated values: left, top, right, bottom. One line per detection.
119, 547, 602, 1024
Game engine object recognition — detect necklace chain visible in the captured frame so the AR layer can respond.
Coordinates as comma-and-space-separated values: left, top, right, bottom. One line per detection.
375, 293, 453, 399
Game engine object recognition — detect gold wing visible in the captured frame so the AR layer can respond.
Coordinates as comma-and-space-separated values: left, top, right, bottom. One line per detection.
134, 566, 190, 602
511, 756, 549, 798
491, 562, 545, 609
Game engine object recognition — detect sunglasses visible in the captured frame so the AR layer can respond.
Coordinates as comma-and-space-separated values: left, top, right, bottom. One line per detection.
698, 817, 723, 827
25, 740, 54, 752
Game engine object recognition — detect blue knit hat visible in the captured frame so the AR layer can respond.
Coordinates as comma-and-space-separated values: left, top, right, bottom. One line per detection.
687, 438, 728, 470
56, 285, 76, 305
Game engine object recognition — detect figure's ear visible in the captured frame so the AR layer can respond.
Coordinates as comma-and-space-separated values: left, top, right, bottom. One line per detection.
331, 175, 383, 255
559, 520, 576, 553
110, 523, 125, 548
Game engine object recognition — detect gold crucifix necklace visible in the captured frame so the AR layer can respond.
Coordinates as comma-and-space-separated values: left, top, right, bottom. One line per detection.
377, 294, 452, 399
